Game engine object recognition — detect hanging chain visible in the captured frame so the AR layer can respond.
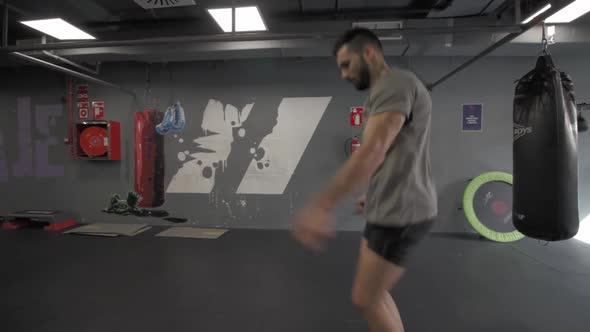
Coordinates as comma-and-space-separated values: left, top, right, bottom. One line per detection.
541, 22, 549, 54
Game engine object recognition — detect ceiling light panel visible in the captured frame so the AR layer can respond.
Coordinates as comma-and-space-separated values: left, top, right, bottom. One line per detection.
546, 0, 590, 23
208, 8, 233, 33
235, 6, 267, 32
20, 18, 95, 40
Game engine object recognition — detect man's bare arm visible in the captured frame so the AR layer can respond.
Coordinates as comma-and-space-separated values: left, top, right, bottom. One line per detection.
315, 111, 406, 210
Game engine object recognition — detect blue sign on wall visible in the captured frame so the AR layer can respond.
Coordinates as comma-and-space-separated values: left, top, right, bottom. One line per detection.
462, 104, 483, 132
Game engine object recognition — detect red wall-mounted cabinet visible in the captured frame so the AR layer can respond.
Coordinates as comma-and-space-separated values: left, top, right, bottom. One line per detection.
74, 121, 121, 161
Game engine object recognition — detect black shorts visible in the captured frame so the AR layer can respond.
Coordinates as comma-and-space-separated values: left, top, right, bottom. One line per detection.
363, 219, 434, 266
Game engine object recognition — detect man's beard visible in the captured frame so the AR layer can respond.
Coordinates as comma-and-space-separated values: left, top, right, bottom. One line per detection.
354, 59, 371, 91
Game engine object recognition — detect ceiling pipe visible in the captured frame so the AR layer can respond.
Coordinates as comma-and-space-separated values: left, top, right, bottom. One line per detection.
11, 52, 136, 98
432, 0, 455, 11
411, 0, 445, 10
401, 43, 411, 56
428, 0, 574, 90
42, 51, 99, 75
478, 0, 498, 15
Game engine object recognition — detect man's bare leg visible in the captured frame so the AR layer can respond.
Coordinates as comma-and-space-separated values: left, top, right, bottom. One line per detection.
352, 239, 406, 332
382, 290, 404, 332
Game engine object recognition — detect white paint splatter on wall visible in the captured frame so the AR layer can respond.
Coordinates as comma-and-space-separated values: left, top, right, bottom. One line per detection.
167, 97, 331, 195
237, 97, 331, 194
167, 99, 254, 193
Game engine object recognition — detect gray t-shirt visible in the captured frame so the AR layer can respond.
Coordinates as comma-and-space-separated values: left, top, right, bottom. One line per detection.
364, 67, 438, 226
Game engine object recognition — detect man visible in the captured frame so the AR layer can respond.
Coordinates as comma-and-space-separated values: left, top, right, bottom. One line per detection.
291, 28, 438, 332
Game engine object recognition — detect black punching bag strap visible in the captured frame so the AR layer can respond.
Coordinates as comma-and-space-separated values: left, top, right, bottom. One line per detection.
535, 54, 556, 72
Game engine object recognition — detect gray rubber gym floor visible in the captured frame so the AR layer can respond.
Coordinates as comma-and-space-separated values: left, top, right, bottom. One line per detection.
2, 227, 589, 332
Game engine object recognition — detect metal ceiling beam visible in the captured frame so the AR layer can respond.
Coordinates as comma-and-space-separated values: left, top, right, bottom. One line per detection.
2, 33, 330, 52
1, 22, 524, 54
278, 7, 432, 21
53, 39, 324, 56
10, 52, 136, 97
428, 0, 575, 90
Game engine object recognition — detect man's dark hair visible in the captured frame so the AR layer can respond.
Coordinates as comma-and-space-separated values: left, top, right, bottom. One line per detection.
332, 28, 383, 56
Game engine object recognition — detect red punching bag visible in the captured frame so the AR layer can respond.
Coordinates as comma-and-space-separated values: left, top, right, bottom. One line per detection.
135, 110, 166, 208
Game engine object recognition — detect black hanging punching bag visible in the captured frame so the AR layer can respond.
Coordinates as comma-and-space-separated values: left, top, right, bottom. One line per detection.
513, 54, 580, 241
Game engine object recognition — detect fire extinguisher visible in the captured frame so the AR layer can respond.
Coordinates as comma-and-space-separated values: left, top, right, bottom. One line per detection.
345, 136, 361, 157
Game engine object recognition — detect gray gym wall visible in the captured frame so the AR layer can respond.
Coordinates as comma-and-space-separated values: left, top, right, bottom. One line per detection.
0, 55, 588, 233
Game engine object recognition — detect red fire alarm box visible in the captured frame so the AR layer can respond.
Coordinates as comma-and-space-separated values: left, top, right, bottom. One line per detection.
79, 108, 89, 119
74, 120, 121, 161
351, 107, 364, 126
351, 136, 361, 153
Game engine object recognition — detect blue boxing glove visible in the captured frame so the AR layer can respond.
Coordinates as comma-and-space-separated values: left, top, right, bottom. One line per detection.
171, 101, 186, 132
155, 107, 174, 135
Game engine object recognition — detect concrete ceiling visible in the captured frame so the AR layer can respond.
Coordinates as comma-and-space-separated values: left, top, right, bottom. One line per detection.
4, 0, 491, 41
1, 0, 590, 66
428, 0, 504, 17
